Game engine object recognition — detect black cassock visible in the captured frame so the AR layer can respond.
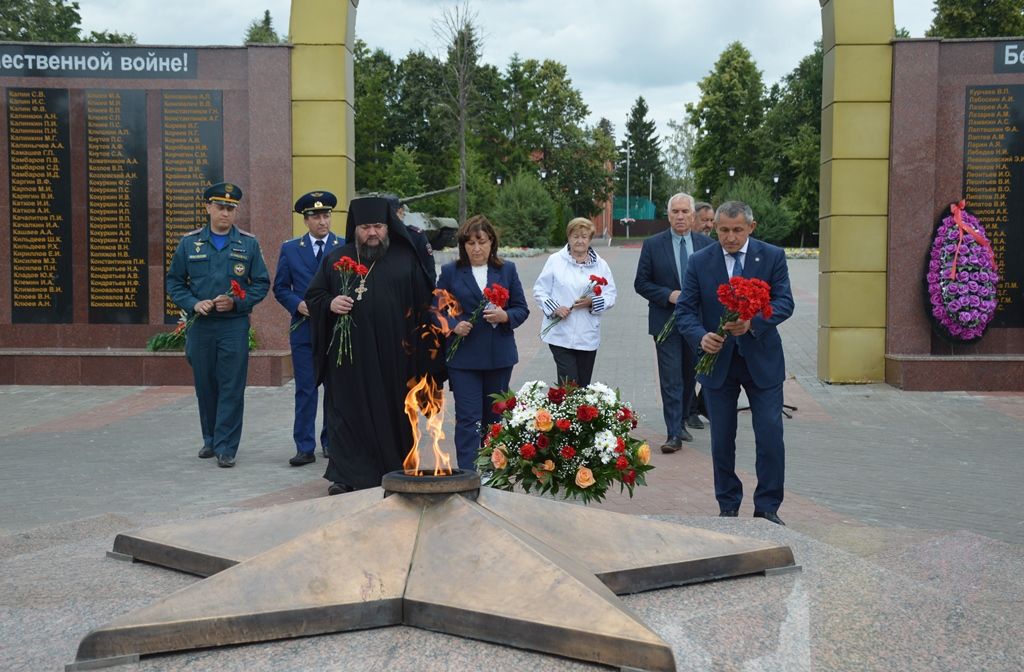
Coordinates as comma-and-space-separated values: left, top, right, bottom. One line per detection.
305, 240, 437, 489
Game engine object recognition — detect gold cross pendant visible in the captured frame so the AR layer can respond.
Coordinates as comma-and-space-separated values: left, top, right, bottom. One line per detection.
355, 278, 368, 301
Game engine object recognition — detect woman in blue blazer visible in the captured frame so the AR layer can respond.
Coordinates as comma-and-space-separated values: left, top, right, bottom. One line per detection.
436, 215, 530, 470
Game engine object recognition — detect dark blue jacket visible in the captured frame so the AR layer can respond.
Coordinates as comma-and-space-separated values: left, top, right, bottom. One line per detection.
273, 232, 344, 345
634, 228, 714, 335
435, 260, 530, 370
675, 238, 794, 389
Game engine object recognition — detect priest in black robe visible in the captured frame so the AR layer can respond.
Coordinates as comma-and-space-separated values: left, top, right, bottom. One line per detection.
305, 196, 440, 494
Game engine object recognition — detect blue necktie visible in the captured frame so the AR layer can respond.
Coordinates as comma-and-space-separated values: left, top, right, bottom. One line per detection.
315, 239, 324, 263
678, 236, 688, 287
730, 251, 743, 277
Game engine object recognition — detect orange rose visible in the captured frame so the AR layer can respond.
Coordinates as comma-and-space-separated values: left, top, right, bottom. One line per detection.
531, 467, 551, 483
491, 447, 507, 469
575, 466, 596, 488
541, 459, 555, 471
637, 443, 651, 465
534, 409, 554, 432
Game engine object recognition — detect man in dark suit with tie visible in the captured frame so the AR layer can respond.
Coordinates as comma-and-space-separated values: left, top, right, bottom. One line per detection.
676, 201, 794, 525
634, 192, 714, 453
273, 191, 344, 466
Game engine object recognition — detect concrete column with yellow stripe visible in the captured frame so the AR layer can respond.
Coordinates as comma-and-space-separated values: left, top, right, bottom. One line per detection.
289, 0, 357, 236
817, 0, 894, 382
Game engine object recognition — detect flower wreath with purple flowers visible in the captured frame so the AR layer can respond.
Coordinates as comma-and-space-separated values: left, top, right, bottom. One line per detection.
925, 201, 999, 344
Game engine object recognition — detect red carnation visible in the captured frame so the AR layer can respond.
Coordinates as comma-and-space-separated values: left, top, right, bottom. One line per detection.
593, 285, 602, 296
555, 419, 571, 432
489, 423, 502, 438
355, 263, 369, 276
616, 407, 632, 421
615, 456, 629, 470
576, 405, 598, 422
491, 400, 507, 414
615, 436, 626, 454
623, 469, 637, 485
229, 279, 246, 301
483, 283, 510, 309
536, 434, 550, 450
589, 274, 608, 286
519, 443, 537, 460
560, 445, 576, 459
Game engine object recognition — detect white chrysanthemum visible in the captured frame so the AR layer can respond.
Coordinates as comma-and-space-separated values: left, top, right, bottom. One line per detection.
586, 382, 618, 406
509, 404, 536, 429
516, 380, 548, 405
593, 429, 617, 463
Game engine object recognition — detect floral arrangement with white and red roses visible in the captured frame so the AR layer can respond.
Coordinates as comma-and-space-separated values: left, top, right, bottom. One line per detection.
476, 380, 653, 504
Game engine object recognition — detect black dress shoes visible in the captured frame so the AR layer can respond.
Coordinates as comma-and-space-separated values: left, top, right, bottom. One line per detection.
327, 482, 354, 496
719, 509, 739, 517
686, 413, 705, 430
679, 427, 694, 442
660, 436, 683, 453
289, 452, 316, 466
198, 446, 215, 459
753, 510, 785, 525
216, 454, 235, 468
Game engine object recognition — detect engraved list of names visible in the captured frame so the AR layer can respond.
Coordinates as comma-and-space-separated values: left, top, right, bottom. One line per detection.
963, 85, 1024, 328
162, 90, 223, 323
6, 88, 73, 323
86, 89, 148, 324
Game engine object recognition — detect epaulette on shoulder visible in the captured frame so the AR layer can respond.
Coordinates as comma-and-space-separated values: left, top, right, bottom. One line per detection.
406, 224, 423, 234
237, 228, 257, 238
184, 227, 204, 237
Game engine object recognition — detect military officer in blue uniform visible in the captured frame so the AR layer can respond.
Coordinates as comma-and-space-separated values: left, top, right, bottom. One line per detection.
273, 190, 344, 466
167, 182, 270, 468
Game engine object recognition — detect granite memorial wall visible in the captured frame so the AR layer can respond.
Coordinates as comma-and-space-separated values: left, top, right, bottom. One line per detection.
0, 44, 293, 384
887, 38, 1024, 389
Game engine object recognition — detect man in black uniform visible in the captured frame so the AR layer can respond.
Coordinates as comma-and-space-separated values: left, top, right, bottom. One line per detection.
166, 182, 270, 468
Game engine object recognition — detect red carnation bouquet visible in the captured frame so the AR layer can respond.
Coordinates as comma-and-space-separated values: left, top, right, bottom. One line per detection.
446, 282, 510, 362
147, 280, 247, 351
540, 274, 608, 337
328, 256, 369, 365
695, 276, 773, 375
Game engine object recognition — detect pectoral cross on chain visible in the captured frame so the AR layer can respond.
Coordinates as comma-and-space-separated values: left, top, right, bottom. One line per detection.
355, 277, 368, 301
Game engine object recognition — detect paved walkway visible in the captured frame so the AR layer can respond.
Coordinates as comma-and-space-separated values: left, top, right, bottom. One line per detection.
1, 249, 1022, 548
3, 245, 1023, 672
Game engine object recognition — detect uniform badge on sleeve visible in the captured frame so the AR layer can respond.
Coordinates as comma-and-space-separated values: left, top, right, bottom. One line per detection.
233, 263, 246, 276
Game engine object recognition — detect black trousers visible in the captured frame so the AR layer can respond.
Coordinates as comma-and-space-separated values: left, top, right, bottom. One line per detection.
548, 344, 597, 387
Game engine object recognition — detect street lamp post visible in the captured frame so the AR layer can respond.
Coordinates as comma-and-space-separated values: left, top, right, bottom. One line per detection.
772, 173, 780, 201
705, 186, 711, 200
496, 176, 503, 187
625, 142, 631, 221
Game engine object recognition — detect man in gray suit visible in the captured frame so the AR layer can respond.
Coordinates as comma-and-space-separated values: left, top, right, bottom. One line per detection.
634, 192, 714, 453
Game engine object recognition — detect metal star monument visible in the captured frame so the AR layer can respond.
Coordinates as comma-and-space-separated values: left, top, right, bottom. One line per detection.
70, 471, 795, 672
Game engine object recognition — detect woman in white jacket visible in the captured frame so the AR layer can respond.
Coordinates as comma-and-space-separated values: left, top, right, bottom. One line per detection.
533, 217, 617, 386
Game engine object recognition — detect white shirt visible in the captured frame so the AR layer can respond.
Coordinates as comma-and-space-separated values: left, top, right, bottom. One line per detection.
723, 240, 750, 276
471, 264, 488, 292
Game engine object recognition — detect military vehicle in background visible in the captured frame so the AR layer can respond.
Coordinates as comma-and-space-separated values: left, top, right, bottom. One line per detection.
365, 186, 460, 250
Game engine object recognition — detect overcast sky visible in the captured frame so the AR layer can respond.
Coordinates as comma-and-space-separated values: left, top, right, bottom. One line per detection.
78, 0, 937, 139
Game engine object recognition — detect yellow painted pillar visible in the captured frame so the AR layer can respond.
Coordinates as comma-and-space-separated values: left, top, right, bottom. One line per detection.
289, 0, 357, 236
818, 0, 893, 382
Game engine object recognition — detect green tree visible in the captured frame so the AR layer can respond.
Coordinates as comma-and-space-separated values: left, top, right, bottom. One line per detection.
352, 39, 398, 191
662, 118, 696, 196
382, 146, 424, 197
722, 177, 795, 245
758, 43, 822, 247
1, 0, 132, 43
83, 29, 135, 44
687, 42, 766, 197
391, 50, 453, 192
490, 172, 556, 247
926, 0, 1024, 37
615, 96, 669, 216
435, 3, 482, 225
244, 9, 283, 44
